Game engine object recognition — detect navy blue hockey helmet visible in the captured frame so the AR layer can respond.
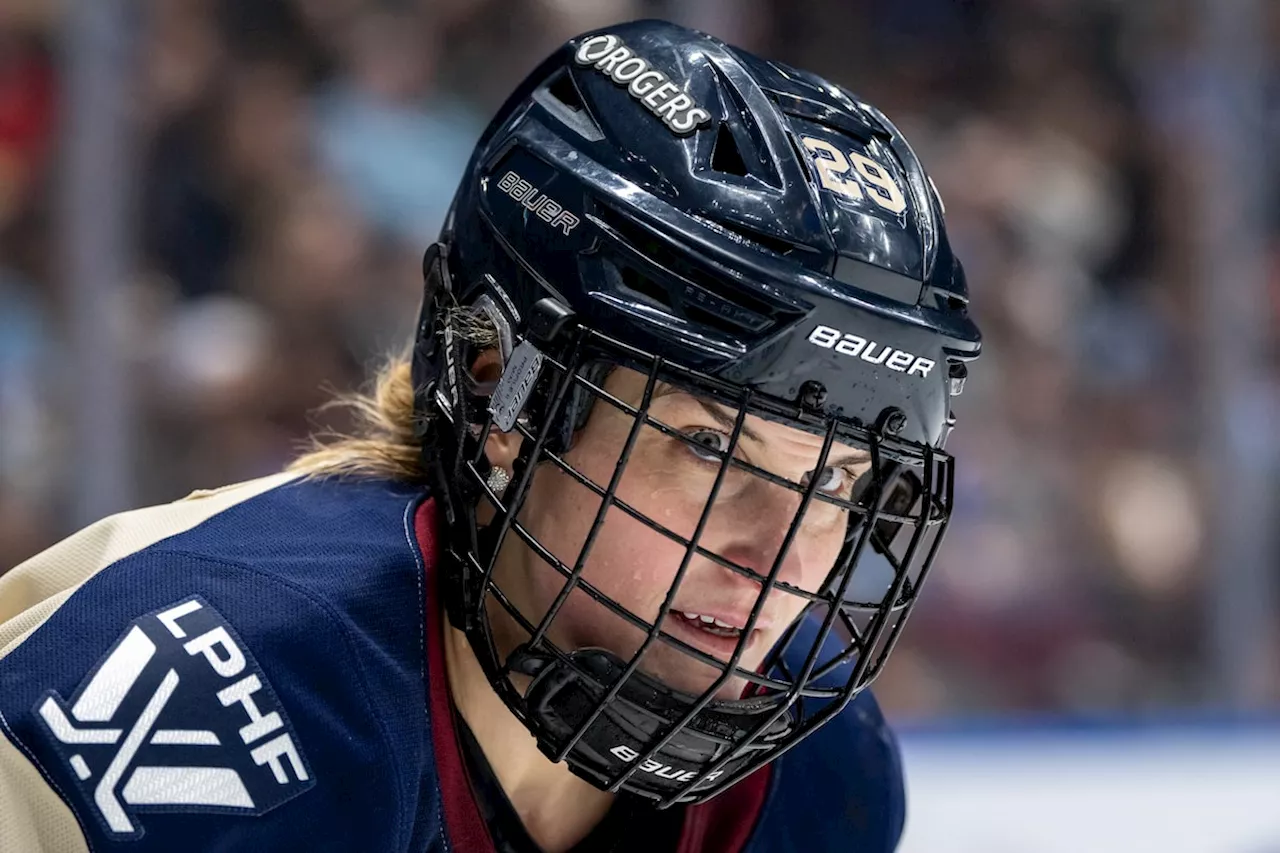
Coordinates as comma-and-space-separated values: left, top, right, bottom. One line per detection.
413, 19, 980, 806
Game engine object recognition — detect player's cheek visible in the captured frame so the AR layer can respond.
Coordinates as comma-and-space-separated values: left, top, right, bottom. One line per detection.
798, 504, 849, 573
576, 503, 681, 606
614, 440, 720, 540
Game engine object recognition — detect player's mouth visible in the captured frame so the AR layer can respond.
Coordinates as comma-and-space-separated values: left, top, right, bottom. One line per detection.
675, 611, 743, 638
664, 609, 769, 661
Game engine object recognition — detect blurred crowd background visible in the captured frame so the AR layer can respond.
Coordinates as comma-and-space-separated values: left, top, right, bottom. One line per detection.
2, 0, 1277, 720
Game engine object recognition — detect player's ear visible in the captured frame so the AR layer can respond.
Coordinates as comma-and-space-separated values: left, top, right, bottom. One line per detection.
470, 348, 521, 471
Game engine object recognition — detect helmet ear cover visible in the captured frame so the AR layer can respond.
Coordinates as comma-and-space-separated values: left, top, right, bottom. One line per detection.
416, 242, 479, 524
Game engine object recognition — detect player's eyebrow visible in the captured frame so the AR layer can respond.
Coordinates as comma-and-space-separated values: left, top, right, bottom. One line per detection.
653, 383, 871, 469
652, 381, 763, 442
688, 395, 764, 443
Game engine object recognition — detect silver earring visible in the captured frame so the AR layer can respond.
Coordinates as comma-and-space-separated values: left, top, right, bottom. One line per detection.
486, 466, 511, 494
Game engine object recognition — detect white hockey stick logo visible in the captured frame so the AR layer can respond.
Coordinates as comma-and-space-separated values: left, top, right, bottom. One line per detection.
36, 596, 313, 838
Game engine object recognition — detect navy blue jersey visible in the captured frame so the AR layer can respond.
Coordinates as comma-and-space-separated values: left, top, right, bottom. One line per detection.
0, 475, 905, 851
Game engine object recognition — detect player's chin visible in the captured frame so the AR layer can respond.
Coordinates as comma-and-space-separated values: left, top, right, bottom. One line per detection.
642, 642, 766, 702
670, 665, 756, 702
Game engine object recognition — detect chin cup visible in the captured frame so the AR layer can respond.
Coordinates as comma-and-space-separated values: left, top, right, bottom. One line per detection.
513, 646, 793, 802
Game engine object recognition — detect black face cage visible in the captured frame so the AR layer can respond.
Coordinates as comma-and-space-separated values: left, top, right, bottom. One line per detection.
423, 272, 953, 807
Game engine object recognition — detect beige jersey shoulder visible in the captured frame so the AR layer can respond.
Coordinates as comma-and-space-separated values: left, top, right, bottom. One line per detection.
0, 474, 295, 853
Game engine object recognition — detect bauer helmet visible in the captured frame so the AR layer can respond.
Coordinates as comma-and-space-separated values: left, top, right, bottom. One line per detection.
413, 19, 981, 806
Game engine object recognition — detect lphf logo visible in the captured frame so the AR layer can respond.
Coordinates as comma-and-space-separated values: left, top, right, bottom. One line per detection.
35, 596, 313, 839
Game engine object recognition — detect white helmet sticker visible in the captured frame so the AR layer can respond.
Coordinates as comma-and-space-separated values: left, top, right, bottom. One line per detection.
574, 34, 712, 135
808, 324, 935, 378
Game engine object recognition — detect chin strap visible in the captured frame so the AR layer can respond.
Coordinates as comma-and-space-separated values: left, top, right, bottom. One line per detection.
511, 645, 792, 803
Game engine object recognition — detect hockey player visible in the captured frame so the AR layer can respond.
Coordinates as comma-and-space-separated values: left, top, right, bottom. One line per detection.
0, 20, 980, 853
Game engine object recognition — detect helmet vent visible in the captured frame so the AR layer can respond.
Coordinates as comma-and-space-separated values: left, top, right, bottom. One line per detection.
534, 69, 603, 142
705, 220, 796, 258
710, 123, 750, 177
593, 206, 807, 340
618, 264, 774, 335
619, 265, 671, 308
546, 68, 586, 113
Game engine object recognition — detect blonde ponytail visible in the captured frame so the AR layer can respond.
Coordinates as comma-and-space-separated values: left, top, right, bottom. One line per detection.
288, 307, 498, 481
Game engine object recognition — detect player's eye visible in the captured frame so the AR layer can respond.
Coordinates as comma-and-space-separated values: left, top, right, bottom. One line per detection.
684, 430, 857, 498
684, 428, 729, 462
804, 466, 847, 495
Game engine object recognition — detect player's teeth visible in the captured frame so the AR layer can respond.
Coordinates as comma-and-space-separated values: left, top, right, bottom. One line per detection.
678, 611, 740, 635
